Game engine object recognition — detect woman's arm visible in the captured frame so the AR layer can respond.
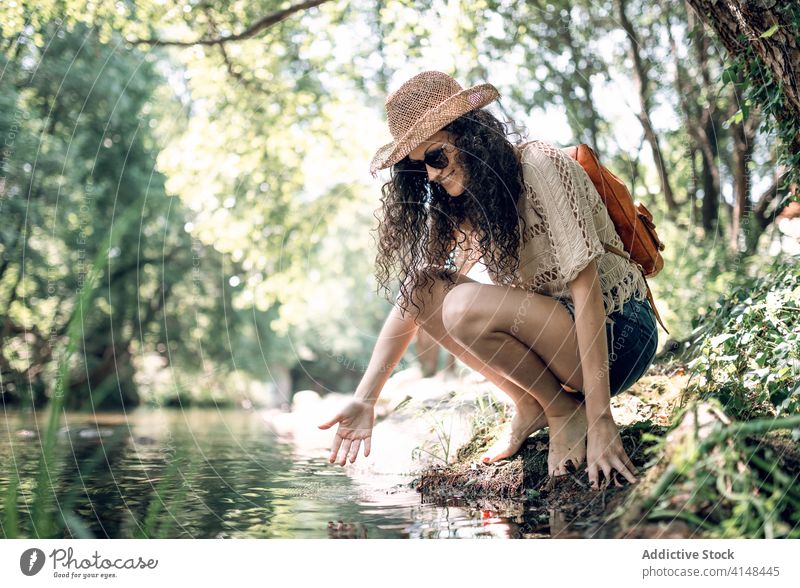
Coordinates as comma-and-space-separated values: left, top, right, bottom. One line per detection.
319, 300, 419, 465
568, 259, 612, 418
353, 301, 420, 405
569, 259, 637, 487
321, 225, 476, 465
356, 234, 478, 403
355, 221, 474, 403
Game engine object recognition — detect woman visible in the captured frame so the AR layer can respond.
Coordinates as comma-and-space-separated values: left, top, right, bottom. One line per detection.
319, 71, 659, 490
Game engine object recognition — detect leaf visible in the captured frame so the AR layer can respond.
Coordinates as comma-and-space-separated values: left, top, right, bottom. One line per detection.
709, 333, 736, 348
724, 110, 744, 127
721, 66, 738, 86
760, 24, 779, 39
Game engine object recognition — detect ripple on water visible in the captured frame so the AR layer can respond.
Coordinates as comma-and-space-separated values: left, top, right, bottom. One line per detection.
1, 409, 544, 538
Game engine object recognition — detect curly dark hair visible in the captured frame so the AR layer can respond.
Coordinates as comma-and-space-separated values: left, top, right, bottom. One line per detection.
374, 108, 527, 323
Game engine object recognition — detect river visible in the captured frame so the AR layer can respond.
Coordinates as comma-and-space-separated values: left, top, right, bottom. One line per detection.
0, 408, 544, 538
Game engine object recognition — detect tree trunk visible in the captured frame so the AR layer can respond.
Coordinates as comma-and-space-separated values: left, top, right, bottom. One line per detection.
667, 6, 722, 230
691, 12, 725, 233
729, 118, 751, 251
685, 0, 800, 158
66, 344, 137, 409
689, 145, 701, 226
270, 363, 293, 408
615, 0, 678, 211
728, 93, 760, 251
686, 0, 800, 119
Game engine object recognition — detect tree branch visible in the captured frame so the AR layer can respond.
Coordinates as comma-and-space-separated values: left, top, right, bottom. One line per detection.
129, 0, 332, 47
203, 8, 269, 92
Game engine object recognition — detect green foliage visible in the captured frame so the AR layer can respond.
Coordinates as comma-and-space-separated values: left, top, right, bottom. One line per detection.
481, 0, 614, 146
1, 0, 797, 410
681, 256, 800, 420
646, 219, 741, 342
1, 23, 191, 408
642, 402, 800, 538
618, 253, 799, 539
29, 206, 137, 537
0, 21, 302, 408
411, 392, 459, 466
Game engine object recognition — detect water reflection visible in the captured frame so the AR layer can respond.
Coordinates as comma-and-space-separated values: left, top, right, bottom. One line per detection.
0, 408, 567, 539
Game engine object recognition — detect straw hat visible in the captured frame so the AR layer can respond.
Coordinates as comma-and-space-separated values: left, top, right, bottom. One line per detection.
369, 71, 500, 175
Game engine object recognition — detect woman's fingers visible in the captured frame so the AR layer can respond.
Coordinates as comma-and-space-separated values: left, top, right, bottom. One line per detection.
319, 403, 375, 465
329, 433, 344, 463
611, 456, 637, 484
330, 432, 370, 466
348, 439, 361, 463
337, 438, 353, 465
623, 452, 638, 475
588, 462, 599, 489
588, 458, 637, 490
601, 463, 613, 489
318, 413, 342, 430
589, 460, 614, 490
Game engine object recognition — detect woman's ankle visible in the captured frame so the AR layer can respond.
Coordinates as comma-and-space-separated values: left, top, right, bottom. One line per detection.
542, 392, 583, 420
514, 392, 544, 413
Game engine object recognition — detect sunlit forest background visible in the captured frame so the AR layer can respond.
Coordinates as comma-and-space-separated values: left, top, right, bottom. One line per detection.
1, 0, 798, 412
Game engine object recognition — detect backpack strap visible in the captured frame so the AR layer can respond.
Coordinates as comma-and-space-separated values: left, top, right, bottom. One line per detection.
601, 242, 670, 335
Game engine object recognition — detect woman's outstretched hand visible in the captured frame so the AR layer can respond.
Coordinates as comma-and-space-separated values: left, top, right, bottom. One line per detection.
318, 400, 375, 466
586, 414, 637, 490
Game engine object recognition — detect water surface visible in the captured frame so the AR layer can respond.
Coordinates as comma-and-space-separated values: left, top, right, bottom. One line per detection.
0, 408, 555, 538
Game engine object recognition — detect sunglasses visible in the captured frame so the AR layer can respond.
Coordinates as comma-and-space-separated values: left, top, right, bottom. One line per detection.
420, 143, 451, 169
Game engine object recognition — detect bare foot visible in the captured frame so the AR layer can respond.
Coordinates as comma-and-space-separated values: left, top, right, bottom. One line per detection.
481, 398, 547, 464
547, 400, 588, 477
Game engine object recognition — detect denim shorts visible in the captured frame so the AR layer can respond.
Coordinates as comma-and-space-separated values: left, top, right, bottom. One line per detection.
554, 295, 658, 397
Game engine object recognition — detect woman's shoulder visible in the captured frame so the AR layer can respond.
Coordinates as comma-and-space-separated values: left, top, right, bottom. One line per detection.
517, 140, 585, 192
518, 139, 577, 170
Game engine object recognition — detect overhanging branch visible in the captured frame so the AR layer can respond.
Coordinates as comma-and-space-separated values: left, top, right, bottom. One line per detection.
129, 0, 332, 47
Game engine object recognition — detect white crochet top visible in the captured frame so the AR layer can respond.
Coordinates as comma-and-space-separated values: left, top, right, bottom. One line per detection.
454, 140, 649, 318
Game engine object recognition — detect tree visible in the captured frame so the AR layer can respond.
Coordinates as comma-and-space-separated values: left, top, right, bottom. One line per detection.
685, 0, 800, 125
686, 0, 800, 188
615, 0, 679, 212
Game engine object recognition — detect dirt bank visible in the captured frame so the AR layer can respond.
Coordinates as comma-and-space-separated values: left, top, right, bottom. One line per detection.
411, 359, 800, 538
410, 365, 694, 537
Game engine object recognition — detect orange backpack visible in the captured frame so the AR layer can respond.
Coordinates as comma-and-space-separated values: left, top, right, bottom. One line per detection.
562, 144, 669, 335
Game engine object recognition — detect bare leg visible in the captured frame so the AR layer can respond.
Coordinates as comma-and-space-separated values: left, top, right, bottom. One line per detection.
415, 328, 440, 378
409, 271, 549, 463
440, 282, 592, 476
442, 352, 457, 376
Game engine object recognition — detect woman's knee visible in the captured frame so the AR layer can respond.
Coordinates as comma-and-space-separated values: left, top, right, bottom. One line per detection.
441, 282, 486, 342
402, 269, 473, 331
